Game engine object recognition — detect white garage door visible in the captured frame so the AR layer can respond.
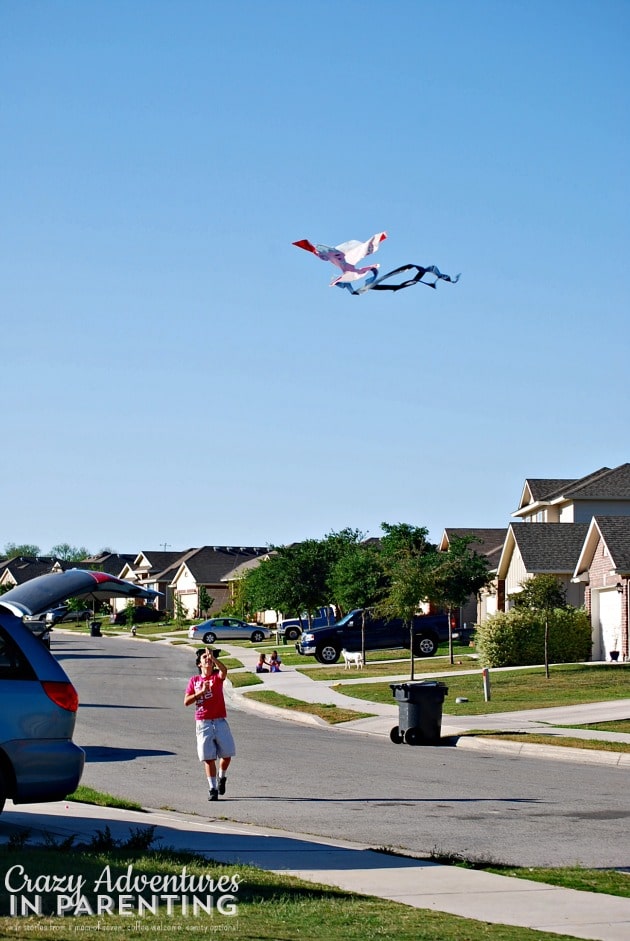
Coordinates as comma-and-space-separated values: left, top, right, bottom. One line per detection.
595, 588, 621, 661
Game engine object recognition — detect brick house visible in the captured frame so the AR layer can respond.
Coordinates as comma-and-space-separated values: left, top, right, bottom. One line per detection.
573, 516, 630, 661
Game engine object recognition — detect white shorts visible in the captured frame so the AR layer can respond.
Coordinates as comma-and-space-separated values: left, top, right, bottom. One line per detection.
196, 718, 236, 761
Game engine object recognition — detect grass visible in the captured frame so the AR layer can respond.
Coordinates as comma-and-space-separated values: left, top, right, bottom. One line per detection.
485, 865, 630, 897
228, 671, 263, 688
311, 653, 478, 682
427, 851, 630, 898
0, 843, 614, 941
334, 663, 630, 714
461, 729, 630, 754
243, 689, 374, 724
66, 785, 144, 812
562, 718, 630, 734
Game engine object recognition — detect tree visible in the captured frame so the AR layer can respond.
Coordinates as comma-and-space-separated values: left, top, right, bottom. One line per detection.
197, 585, 214, 619
174, 595, 188, 628
242, 540, 331, 629
425, 536, 493, 664
124, 601, 136, 631
3, 542, 40, 559
329, 543, 385, 661
379, 522, 436, 679
321, 527, 367, 617
510, 574, 567, 678
49, 543, 90, 563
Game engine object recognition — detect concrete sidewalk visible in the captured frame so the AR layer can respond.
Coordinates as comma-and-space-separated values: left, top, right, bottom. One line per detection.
2, 799, 630, 941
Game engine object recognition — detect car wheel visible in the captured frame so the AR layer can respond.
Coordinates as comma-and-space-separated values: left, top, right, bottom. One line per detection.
251, 630, 265, 643
414, 634, 438, 657
202, 632, 217, 644
315, 643, 340, 664
389, 726, 403, 745
404, 727, 422, 746
284, 627, 300, 641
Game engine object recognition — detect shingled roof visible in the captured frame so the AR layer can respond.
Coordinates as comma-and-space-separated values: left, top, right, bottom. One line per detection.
0, 557, 67, 586
439, 528, 507, 570
574, 516, 630, 578
497, 523, 589, 578
515, 464, 630, 515
169, 546, 268, 585
135, 550, 195, 573
557, 464, 630, 500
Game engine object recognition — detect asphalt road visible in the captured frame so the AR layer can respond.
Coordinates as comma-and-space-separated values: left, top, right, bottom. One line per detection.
56, 632, 629, 869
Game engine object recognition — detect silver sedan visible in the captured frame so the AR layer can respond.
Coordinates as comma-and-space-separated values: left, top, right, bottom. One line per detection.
187, 617, 270, 645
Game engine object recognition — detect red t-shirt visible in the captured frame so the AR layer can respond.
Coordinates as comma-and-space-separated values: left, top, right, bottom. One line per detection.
186, 671, 226, 720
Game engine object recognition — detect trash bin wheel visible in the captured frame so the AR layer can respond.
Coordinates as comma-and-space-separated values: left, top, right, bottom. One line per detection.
389, 726, 403, 744
404, 727, 423, 746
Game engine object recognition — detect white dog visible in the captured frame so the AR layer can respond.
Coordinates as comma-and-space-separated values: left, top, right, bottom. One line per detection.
341, 648, 364, 669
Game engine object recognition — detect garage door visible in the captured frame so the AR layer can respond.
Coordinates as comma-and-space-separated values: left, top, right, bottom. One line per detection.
594, 588, 621, 661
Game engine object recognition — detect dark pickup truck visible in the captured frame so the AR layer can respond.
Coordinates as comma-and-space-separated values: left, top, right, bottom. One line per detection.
295, 608, 456, 664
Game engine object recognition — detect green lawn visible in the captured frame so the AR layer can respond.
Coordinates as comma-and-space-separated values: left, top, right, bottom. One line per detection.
243, 688, 374, 723
310, 653, 479, 682
0, 844, 610, 941
333, 663, 630, 714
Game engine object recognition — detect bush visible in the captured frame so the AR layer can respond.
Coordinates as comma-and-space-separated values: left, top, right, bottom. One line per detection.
476, 606, 592, 667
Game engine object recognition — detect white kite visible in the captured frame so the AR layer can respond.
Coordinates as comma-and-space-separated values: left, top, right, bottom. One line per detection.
293, 232, 460, 295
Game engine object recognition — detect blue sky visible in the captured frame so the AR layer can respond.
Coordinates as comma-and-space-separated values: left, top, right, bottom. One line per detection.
1, 0, 628, 555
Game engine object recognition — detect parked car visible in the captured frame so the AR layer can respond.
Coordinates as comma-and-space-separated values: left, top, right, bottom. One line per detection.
61, 608, 92, 622
0, 569, 159, 814
21, 611, 58, 649
296, 608, 455, 664
111, 605, 165, 625
188, 617, 270, 645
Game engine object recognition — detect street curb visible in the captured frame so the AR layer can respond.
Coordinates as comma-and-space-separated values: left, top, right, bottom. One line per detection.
454, 734, 630, 766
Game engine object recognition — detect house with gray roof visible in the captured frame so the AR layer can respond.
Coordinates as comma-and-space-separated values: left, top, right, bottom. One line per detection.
514, 464, 630, 523
80, 552, 136, 577
497, 523, 589, 608
169, 546, 268, 618
116, 550, 198, 614
0, 556, 66, 590
496, 464, 630, 618
573, 516, 630, 661
438, 528, 507, 625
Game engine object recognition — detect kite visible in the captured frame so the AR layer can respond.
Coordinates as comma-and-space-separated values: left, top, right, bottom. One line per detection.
292, 232, 460, 295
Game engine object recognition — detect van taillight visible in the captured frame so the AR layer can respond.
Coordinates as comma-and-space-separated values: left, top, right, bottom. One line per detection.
42, 681, 79, 712
450, 616, 457, 630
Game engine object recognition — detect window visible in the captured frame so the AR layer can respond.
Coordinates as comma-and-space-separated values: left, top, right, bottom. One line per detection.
0, 628, 37, 680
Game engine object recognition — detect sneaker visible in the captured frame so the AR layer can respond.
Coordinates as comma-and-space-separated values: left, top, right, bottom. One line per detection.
208, 788, 219, 801
218, 777, 227, 796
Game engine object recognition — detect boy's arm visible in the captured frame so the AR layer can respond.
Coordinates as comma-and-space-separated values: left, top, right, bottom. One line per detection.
212, 655, 228, 680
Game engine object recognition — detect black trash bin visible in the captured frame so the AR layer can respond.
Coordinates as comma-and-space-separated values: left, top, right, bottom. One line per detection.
389, 681, 448, 745
90, 621, 102, 637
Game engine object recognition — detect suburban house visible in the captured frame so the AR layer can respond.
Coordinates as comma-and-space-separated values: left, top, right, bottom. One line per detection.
438, 528, 507, 625
168, 546, 268, 618
0, 556, 66, 590
117, 550, 198, 614
80, 552, 136, 576
496, 523, 589, 609
487, 463, 630, 661
573, 516, 630, 662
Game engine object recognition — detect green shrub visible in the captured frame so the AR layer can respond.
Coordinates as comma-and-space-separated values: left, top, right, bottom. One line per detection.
476, 607, 592, 667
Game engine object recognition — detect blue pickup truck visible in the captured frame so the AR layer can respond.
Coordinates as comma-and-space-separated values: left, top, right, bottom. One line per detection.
296, 608, 456, 664
278, 606, 336, 641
